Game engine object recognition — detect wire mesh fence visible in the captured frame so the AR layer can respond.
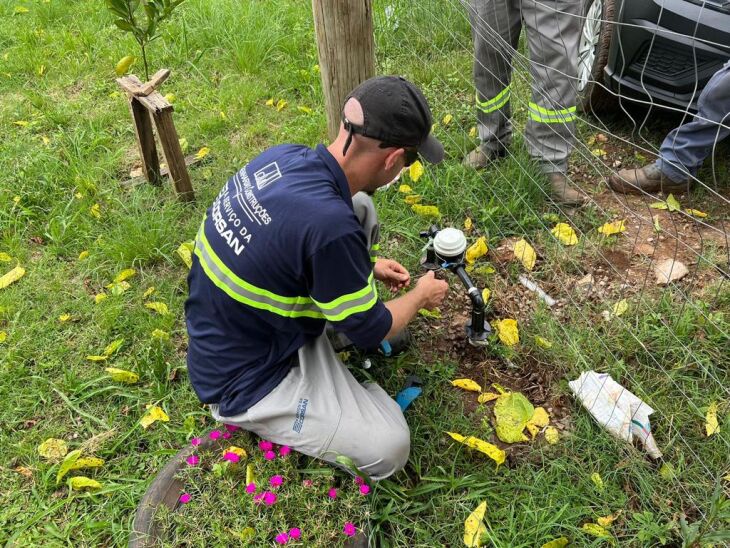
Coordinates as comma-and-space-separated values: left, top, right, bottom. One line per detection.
369, 0, 729, 541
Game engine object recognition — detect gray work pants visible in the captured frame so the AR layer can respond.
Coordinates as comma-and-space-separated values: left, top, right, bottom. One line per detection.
211, 193, 411, 481
469, 0, 582, 173
657, 61, 730, 183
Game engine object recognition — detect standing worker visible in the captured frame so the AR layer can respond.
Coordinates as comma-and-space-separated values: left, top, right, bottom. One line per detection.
609, 61, 730, 194
464, 0, 584, 205
185, 76, 449, 480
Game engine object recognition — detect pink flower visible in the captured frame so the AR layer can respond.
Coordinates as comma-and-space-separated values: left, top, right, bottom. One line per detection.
190, 437, 201, 446
258, 440, 273, 451
289, 527, 301, 540
209, 430, 222, 440
359, 484, 370, 495
264, 450, 276, 460
224, 424, 240, 433
185, 454, 199, 466
279, 445, 291, 457
354, 476, 365, 486
263, 491, 277, 506
328, 488, 337, 499
179, 493, 191, 504
343, 522, 356, 537
270, 475, 284, 488
275, 532, 289, 545
245, 482, 256, 494
302, 479, 313, 488
222, 452, 240, 463
222, 431, 232, 440
253, 492, 264, 504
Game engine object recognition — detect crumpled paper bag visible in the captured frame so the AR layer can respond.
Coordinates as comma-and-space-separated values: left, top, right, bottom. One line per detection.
569, 371, 662, 458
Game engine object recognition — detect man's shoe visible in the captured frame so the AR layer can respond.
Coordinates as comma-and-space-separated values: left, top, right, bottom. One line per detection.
462, 147, 506, 169
549, 173, 585, 206
608, 163, 692, 195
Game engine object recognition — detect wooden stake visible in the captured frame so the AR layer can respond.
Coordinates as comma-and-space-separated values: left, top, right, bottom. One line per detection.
128, 97, 162, 186
312, 0, 375, 140
152, 108, 195, 202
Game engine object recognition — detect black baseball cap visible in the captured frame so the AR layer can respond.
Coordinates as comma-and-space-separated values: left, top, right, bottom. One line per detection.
342, 76, 444, 164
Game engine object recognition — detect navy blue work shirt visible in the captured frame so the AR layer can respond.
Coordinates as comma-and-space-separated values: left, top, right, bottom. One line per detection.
185, 144, 392, 416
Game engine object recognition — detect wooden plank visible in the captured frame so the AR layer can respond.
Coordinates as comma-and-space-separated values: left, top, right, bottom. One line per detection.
123, 74, 172, 114
312, 0, 375, 140
116, 69, 170, 97
152, 109, 195, 202
128, 97, 162, 186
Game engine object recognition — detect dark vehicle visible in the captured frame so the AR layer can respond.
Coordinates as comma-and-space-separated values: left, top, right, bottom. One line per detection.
578, 0, 730, 113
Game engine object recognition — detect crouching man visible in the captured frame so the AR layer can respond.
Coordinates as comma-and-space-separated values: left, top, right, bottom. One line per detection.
185, 76, 449, 480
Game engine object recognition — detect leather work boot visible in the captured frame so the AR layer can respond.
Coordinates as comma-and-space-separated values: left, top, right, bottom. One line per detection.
549, 173, 585, 206
462, 147, 506, 169
608, 163, 692, 195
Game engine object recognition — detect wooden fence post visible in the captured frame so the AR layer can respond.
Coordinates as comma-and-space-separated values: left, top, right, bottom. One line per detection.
312, 0, 376, 141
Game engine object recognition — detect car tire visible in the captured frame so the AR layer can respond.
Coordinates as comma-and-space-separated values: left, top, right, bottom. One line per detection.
577, 0, 617, 115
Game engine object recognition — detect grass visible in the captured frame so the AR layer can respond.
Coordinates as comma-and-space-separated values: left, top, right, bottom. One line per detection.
1, 0, 729, 546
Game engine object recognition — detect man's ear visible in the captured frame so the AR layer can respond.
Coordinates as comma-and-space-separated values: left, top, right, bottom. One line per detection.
383, 148, 405, 171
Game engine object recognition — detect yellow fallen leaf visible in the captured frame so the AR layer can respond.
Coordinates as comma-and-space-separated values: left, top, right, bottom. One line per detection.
223, 445, 247, 458
265, 98, 274, 107
114, 268, 136, 283
38, 438, 68, 460
666, 193, 681, 212
69, 476, 103, 491
471, 265, 496, 276
246, 463, 256, 485
164, 93, 175, 104
493, 318, 519, 346
398, 184, 413, 194
151, 328, 170, 340
59, 313, 71, 322
451, 378, 483, 392
409, 160, 424, 182
219, 111, 227, 120
13, 196, 20, 204
551, 223, 578, 246
115, 55, 135, 76
0, 252, 11, 262
525, 407, 550, 438
477, 392, 499, 404
404, 194, 422, 205
297, 105, 312, 115
177, 241, 194, 268
105, 367, 139, 384
411, 204, 440, 218
597, 219, 626, 236
591, 148, 607, 157
107, 280, 130, 295
597, 513, 619, 528
446, 432, 505, 466
90, 203, 101, 219
143, 286, 156, 298
94, 293, 107, 304
464, 217, 473, 233
56, 449, 82, 483
653, 215, 661, 233
494, 391, 533, 443
612, 299, 628, 317
544, 426, 559, 444
418, 308, 441, 319
140, 404, 169, 429
534, 336, 552, 349
103, 338, 124, 356
195, 147, 210, 160
0, 265, 25, 289
481, 287, 491, 303
541, 538, 569, 548
0, 331, 6, 343
14, 6, 30, 14
463, 500, 487, 547
659, 462, 675, 481
276, 99, 287, 111
685, 208, 707, 218
466, 237, 488, 264
78, 250, 89, 260
13, 120, 30, 127
582, 523, 610, 538
469, 126, 478, 139
513, 239, 536, 271
145, 301, 169, 315
706, 402, 720, 436
591, 472, 604, 491
86, 355, 108, 362
442, 114, 453, 125
71, 457, 104, 470
649, 201, 668, 210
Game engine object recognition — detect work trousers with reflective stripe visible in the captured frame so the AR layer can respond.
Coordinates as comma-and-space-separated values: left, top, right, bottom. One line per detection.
469, 0, 582, 173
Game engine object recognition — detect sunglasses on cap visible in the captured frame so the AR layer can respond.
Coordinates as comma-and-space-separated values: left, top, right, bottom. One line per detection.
342, 117, 420, 167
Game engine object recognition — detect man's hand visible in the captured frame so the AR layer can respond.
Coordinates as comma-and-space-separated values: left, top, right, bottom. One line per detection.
374, 258, 410, 293
414, 271, 448, 310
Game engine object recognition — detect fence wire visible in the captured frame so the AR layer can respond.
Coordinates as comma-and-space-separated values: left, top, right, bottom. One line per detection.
372, 0, 729, 529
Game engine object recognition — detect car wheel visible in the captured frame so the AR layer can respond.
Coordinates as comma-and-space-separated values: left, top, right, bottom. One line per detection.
577, 0, 616, 114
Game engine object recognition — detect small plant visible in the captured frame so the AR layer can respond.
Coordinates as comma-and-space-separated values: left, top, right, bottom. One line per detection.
631, 510, 676, 546
105, 0, 186, 80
